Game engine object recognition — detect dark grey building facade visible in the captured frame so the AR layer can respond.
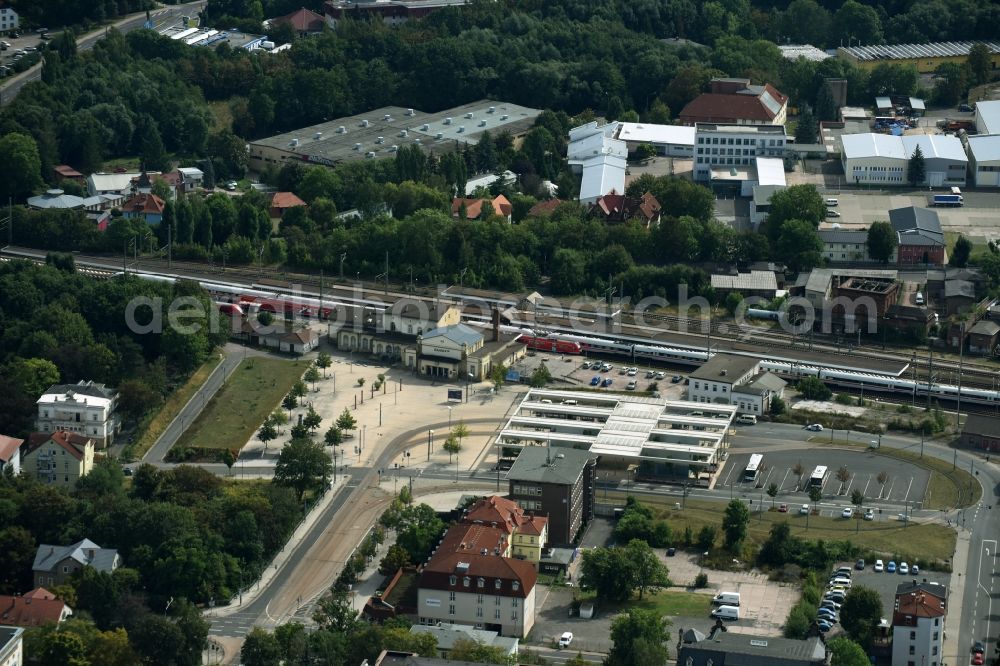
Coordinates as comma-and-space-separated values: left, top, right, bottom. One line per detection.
506, 447, 597, 546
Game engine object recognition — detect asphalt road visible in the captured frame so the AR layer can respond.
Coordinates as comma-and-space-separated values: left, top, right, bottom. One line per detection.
141, 342, 250, 465
0, 1, 205, 106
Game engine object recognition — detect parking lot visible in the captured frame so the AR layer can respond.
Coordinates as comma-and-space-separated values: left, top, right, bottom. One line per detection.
721, 448, 931, 515
527, 518, 800, 649
830, 559, 949, 624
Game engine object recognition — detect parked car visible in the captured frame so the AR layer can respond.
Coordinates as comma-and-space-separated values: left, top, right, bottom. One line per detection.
899, 562, 909, 574
667, 547, 676, 556
817, 620, 834, 633
602, 378, 613, 387
806, 423, 824, 431
820, 600, 842, 611
887, 561, 897, 573
619, 367, 628, 375
646, 370, 656, 378
973, 654, 985, 665
911, 564, 920, 574
864, 509, 875, 521
225, 180, 238, 190
825, 592, 846, 604
779, 503, 788, 513
959, 103, 974, 112
582, 361, 591, 369
973, 641, 985, 655
655, 371, 666, 380
826, 210, 841, 217
626, 381, 637, 390
875, 559, 884, 572
590, 376, 601, 386
671, 375, 682, 383
817, 609, 838, 620
856, 559, 865, 570
800, 504, 810, 515
841, 507, 854, 518
627, 367, 638, 376
559, 632, 573, 648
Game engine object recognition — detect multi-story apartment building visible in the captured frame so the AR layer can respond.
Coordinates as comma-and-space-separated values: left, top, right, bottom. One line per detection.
416, 521, 538, 638
36, 380, 119, 447
507, 447, 596, 546
892, 581, 947, 666
693, 124, 787, 182
462, 496, 548, 565
22, 432, 94, 487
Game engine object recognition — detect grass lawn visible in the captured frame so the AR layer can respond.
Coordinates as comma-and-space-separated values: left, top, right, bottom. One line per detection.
606, 493, 957, 564
174, 357, 308, 452
124, 354, 224, 461
633, 589, 712, 617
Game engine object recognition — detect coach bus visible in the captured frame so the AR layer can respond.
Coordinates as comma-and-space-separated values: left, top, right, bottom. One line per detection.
743, 454, 763, 483
809, 465, 828, 488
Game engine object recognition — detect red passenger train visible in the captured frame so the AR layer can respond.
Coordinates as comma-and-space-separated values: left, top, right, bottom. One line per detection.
518, 335, 584, 354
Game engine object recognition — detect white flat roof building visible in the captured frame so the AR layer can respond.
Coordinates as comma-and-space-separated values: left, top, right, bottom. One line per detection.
778, 44, 832, 62
578, 155, 626, 205
616, 122, 695, 157
966, 134, 1000, 187
976, 100, 1000, 136
841, 133, 967, 186
497, 389, 735, 484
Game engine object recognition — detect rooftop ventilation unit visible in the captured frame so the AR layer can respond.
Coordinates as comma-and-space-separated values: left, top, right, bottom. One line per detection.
336, 126, 346, 134
465, 112, 474, 119
421, 124, 429, 131
414, 138, 421, 144
443, 117, 453, 125
315, 132, 324, 140
289, 138, 299, 147
353, 143, 362, 151
457, 126, 464, 133
399, 129, 408, 137
406, 108, 415, 116
488, 106, 496, 113
383, 114, 392, 121
435, 132, 443, 139
390, 145, 398, 152
479, 120, 487, 127
376, 136, 384, 144
500, 114, 508, 120
360, 119, 369, 127
365, 151, 376, 159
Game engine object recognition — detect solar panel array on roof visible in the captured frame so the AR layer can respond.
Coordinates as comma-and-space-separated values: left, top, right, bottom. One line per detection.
843, 41, 1000, 61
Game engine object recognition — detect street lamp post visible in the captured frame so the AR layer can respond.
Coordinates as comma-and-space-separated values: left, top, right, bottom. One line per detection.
427, 429, 434, 461
448, 406, 453, 429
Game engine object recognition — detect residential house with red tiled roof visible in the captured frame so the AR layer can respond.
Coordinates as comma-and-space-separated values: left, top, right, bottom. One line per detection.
121, 193, 166, 224
526, 199, 563, 218
892, 581, 947, 666
22, 432, 94, 486
461, 496, 549, 564
451, 195, 512, 223
272, 7, 325, 35
0, 435, 22, 476
417, 509, 538, 637
270, 191, 308, 218
679, 78, 788, 126
0, 588, 73, 628
588, 190, 661, 227
53, 165, 85, 184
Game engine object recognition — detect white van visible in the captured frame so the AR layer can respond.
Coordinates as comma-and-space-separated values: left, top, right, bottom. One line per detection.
825, 198, 839, 206
711, 605, 740, 621
736, 415, 757, 425
712, 591, 741, 606
914, 292, 925, 305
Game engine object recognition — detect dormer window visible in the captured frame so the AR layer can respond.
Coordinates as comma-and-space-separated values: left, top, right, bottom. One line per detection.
512, 581, 519, 591
478, 578, 485, 588
463, 577, 470, 587
449, 575, 457, 585
495, 579, 502, 590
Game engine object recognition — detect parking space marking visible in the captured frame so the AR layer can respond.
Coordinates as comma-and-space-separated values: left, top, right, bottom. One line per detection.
845, 475, 855, 496
862, 475, 872, 497
780, 468, 791, 491
885, 478, 896, 499
902, 477, 913, 502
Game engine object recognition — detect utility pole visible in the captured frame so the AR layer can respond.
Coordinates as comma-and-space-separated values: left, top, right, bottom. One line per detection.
167, 222, 172, 268
384, 250, 389, 296
926, 343, 934, 410
319, 269, 324, 321
339, 252, 346, 280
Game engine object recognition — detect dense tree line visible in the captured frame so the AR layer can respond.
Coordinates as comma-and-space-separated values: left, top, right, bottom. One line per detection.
9, 0, 153, 29
0, 462, 302, 663
0, 261, 227, 437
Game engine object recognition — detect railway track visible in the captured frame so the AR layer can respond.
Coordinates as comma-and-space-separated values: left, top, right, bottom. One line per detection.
4, 246, 997, 385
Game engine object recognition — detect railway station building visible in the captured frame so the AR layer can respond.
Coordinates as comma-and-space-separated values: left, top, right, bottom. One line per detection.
495, 389, 735, 486
687, 354, 786, 416
960, 414, 1000, 452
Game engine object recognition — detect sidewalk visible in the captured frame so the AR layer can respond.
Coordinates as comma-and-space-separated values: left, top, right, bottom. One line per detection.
943, 522, 972, 666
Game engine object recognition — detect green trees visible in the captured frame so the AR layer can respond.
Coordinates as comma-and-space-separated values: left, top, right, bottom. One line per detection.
580, 541, 670, 602
952, 235, 973, 268
614, 498, 671, 548
967, 43, 992, 87
828, 637, 871, 666
442, 435, 462, 463
794, 105, 818, 145
908, 145, 926, 186
0, 132, 43, 202
840, 586, 884, 647
722, 499, 750, 552
777, 219, 824, 273
274, 437, 333, 500
866, 221, 898, 264
833, 1, 883, 46
336, 408, 357, 431
607, 608, 670, 666
798, 377, 832, 400
766, 185, 826, 235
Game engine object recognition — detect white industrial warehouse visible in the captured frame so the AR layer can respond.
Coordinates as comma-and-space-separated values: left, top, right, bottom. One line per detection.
496, 389, 735, 485
966, 135, 1000, 187
840, 133, 967, 186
